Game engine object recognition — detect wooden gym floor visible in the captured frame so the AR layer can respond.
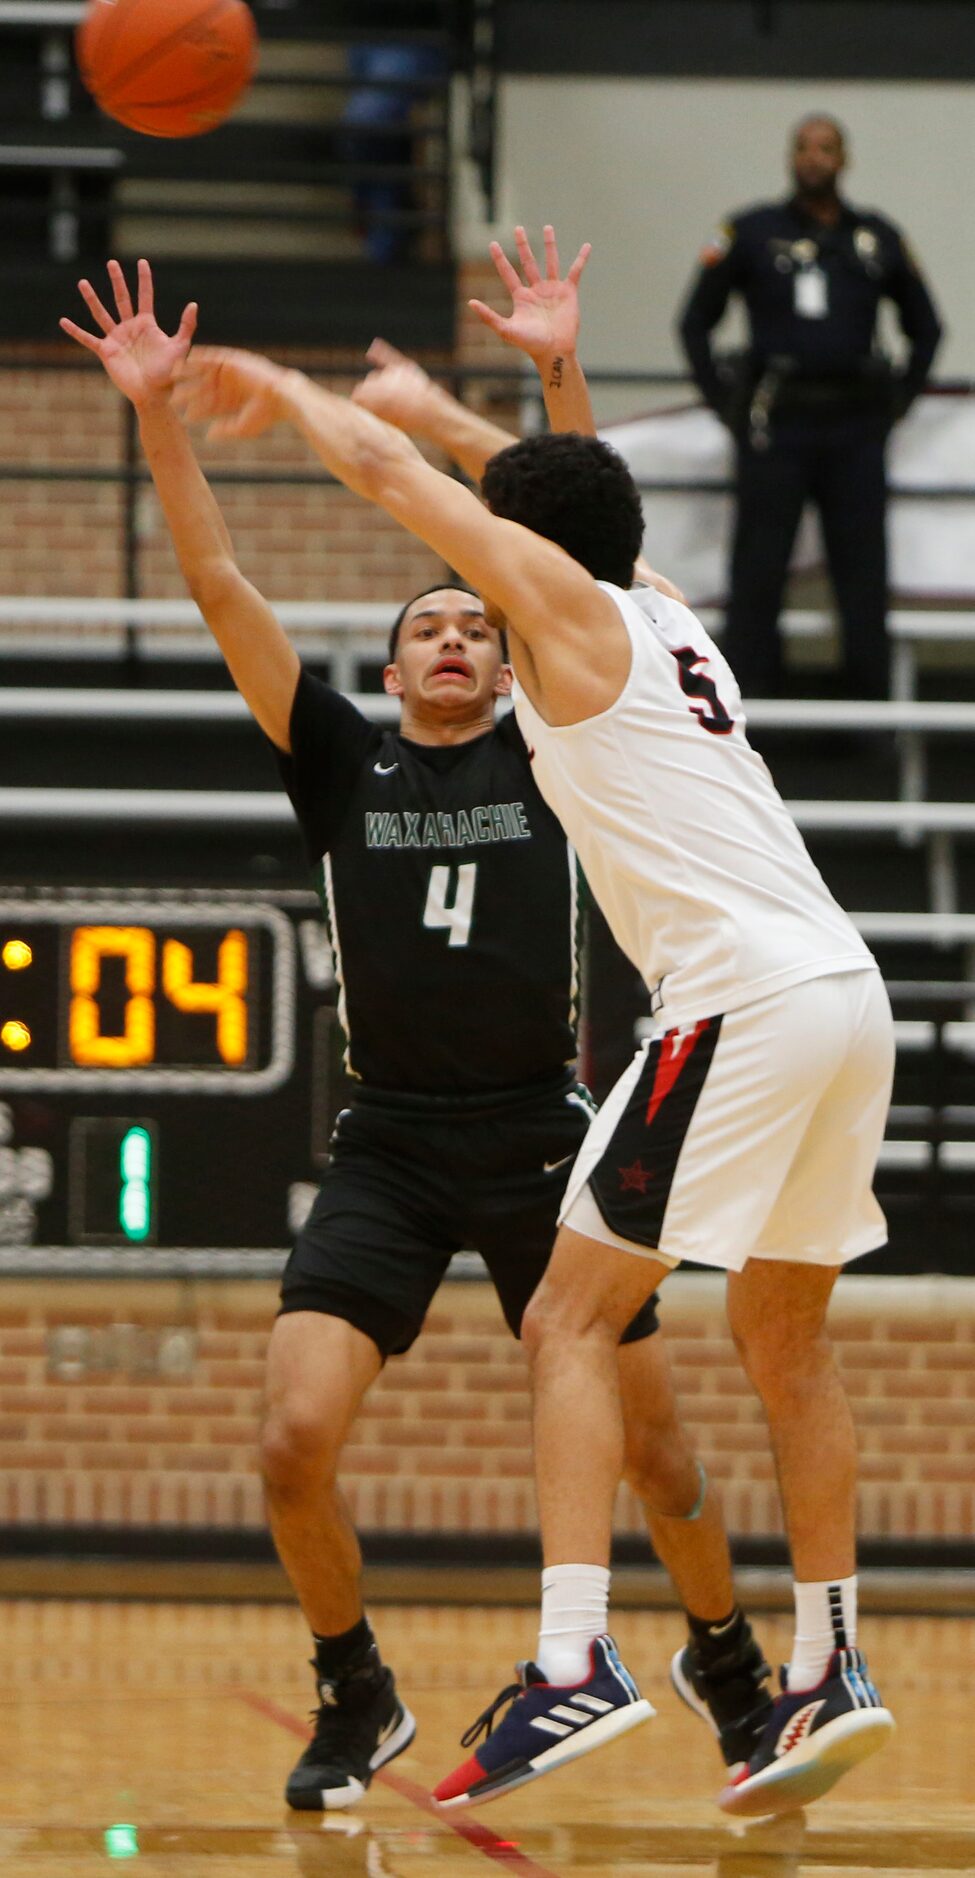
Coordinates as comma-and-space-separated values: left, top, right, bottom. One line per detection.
0, 1599, 972, 1876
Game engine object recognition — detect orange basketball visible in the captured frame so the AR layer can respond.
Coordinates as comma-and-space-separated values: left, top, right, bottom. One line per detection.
76, 0, 257, 139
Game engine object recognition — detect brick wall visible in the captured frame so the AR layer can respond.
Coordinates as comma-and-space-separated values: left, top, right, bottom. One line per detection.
2, 1274, 972, 1544
0, 261, 517, 605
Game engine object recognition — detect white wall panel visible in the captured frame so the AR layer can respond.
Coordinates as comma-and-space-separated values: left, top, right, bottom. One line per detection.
456, 78, 972, 392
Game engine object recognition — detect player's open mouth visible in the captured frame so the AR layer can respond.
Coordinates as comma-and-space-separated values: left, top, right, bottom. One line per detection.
431, 659, 472, 680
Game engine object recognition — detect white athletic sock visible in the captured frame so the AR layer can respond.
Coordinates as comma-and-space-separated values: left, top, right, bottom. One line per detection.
536, 1564, 610, 1686
787, 1575, 858, 1691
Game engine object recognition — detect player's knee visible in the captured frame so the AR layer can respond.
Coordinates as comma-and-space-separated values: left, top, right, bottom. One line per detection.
260, 1403, 338, 1498
519, 1285, 562, 1362
731, 1312, 832, 1409
521, 1281, 620, 1366
521, 1283, 584, 1359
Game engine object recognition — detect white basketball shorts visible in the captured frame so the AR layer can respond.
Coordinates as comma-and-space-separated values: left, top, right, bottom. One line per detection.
559, 967, 894, 1272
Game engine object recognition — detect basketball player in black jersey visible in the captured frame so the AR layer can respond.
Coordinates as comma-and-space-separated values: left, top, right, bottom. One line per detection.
61, 252, 772, 1812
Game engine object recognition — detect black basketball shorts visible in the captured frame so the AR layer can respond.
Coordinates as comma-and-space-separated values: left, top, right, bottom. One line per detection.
279, 1073, 661, 1358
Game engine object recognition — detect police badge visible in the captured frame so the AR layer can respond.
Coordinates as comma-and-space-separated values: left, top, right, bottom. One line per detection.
854, 227, 882, 275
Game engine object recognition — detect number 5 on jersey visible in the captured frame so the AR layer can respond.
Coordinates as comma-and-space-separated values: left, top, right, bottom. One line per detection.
423, 863, 477, 948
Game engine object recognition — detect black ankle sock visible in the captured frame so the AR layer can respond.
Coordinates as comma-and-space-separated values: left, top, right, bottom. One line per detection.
687, 1607, 744, 1652
313, 1615, 375, 1677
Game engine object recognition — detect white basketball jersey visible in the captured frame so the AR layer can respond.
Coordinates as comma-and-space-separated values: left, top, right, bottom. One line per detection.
512, 582, 875, 1027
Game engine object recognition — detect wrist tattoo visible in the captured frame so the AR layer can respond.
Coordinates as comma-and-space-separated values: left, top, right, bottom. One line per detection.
548, 355, 564, 390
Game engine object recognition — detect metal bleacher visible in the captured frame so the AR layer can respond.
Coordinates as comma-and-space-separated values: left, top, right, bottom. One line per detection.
0, 0, 464, 348
1, 593, 974, 1265
2, 594, 973, 912
1, 595, 972, 698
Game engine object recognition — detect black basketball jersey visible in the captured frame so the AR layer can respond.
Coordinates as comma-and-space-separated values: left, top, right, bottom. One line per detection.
278, 670, 582, 1095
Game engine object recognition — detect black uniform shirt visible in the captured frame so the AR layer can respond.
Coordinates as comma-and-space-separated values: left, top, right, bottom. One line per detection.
277, 669, 582, 1096
679, 196, 942, 413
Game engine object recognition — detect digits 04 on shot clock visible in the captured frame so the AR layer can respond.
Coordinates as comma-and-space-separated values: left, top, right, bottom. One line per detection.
0, 891, 342, 1267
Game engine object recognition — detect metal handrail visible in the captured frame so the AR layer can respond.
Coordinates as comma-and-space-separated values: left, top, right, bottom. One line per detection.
0, 461, 968, 502
0, 598, 394, 624
4, 687, 975, 733
788, 802, 975, 832
2, 787, 974, 832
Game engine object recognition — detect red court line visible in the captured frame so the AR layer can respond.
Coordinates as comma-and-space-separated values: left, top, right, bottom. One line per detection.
237, 1688, 565, 1878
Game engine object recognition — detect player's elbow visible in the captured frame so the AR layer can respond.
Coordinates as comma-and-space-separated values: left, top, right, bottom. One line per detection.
339, 402, 419, 508
184, 558, 245, 626
358, 435, 424, 518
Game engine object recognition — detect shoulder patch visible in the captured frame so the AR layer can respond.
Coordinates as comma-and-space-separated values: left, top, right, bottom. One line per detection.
699, 222, 734, 267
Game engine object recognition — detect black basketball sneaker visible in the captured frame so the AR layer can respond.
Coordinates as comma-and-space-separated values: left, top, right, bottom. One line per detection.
286, 1643, 416, 1810
670, 1611, 775, 1772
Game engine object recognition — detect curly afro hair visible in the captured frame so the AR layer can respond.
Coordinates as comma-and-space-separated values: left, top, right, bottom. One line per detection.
480, 432, 644, 589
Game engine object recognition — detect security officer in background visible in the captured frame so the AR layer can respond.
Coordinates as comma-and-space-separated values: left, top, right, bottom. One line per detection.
678, 115, 943, 697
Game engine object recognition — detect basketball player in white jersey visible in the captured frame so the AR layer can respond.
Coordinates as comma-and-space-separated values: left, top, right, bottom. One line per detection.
167, 229, 896, 1821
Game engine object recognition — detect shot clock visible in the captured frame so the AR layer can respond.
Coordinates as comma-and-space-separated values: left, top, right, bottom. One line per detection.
0, 898, 294, 1090
0, 890, 345, 1268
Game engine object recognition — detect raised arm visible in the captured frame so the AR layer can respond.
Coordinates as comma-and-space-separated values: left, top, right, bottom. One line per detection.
352, 339, 518, 483
474, 227, 686, 603
59, 259, 298, 750
357, 230, 594, 463
471, 224, 596, 437
174, 345, 628, 723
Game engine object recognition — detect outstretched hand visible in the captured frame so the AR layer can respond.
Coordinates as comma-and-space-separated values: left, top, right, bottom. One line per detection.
172, 345, 288, 440
351, 336, 440, 432
469, 225, 591, 361
59, 259, 197, 406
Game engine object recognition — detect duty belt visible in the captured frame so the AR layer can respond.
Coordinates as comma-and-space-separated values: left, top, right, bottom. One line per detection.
748, 359, 891, 442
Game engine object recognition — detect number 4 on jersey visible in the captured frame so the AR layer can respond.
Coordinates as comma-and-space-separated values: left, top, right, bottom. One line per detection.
423, 863, 477, 948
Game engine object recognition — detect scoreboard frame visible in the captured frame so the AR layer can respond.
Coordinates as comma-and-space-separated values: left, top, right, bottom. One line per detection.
0, 894, 296, 1094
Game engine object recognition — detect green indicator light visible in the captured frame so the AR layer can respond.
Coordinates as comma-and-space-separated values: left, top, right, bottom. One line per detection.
119, 1126, 152, 1243
121, 1128, 150, 1183
120, 1185, 150, 1239
104, 1822, 139, 1858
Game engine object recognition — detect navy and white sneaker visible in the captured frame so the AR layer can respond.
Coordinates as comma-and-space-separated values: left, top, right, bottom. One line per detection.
433, 1635, 654, 1810
286, 1647, 416, 1810
718, 1647, 895, 1817
670, 1612, 775, 1771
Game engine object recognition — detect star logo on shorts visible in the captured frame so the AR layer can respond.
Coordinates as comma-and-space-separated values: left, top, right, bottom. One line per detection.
618, 1158, 653, 1193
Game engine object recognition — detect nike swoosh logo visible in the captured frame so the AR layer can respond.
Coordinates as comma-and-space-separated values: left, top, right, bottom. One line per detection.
543, 1154, 573, 1173
374, 761, 399, 775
